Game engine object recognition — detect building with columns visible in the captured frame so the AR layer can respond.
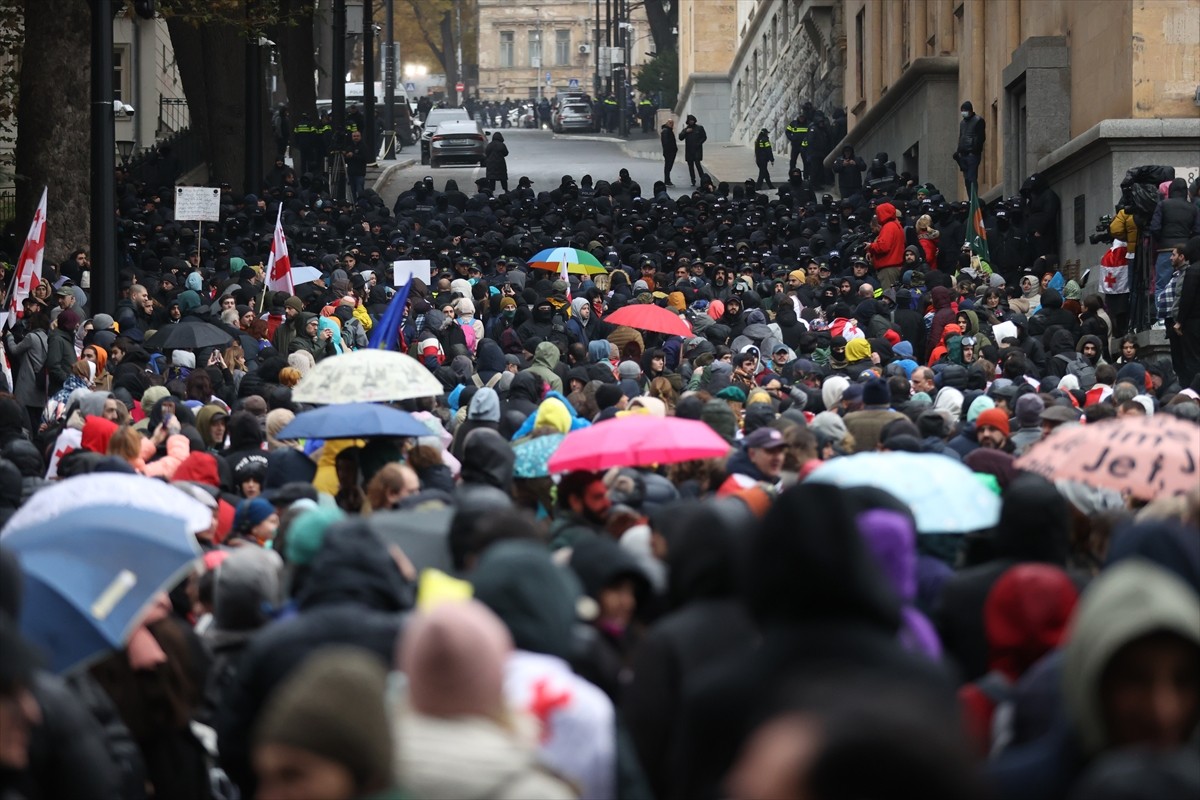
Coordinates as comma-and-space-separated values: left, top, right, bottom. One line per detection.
476, 0, 653, 102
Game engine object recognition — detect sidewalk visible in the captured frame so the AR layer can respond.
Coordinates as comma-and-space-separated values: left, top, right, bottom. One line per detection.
618, 136, 790, 187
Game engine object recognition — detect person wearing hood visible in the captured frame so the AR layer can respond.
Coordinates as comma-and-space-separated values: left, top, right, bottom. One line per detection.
522, 340, 564, 394
991, 561, 1200, 800
485, 132, 509, 192
471, 540, 620, 800
624, 500, 757, 799
450, 386, 501, 461
459, 427, 516, 493
856, 508, 942, 661
393, 600, 577, 800
958, 563, 1078, 756
926, 286, 957, 359
215, 519, 412, 796
867, 202, 905, 290
288, 312, 337, 361
671, 483, 954, 800
1028, 288, 1080, 341
934, 474, 1071, 681
566, 297, 593, 348
1149, 177, 1200, 320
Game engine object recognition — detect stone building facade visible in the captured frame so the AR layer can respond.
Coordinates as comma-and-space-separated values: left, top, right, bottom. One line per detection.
476, 0, 652, 101
832, 0, 1199, 264
676, 0, 845, 146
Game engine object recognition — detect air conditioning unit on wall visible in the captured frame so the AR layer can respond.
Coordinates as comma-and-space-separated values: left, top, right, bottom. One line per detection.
579, 43, 591, 55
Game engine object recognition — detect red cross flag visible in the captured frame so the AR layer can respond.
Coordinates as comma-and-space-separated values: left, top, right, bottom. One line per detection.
6, 187, 48, 329
265, 204, 293, 295
559, 251, 572, 304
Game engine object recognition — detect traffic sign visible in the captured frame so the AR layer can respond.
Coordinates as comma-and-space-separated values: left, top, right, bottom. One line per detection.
404, 82, 416, 92
545, 71, 552, 85
455, 81, 464, 92
568, 78, 579, 89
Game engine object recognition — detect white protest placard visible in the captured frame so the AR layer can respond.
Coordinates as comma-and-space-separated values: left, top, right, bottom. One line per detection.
992, 321, 1018, 344
393, 259, 431, 286
175, 186, 221, 222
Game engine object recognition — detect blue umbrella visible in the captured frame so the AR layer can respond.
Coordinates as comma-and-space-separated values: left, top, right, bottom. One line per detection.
5, 505, 201, 674
512, 433, 566, 478
278, 402, 430, 440
804, 451, 1001, 534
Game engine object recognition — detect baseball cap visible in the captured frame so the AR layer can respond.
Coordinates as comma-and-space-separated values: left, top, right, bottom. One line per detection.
743, 427, 786, 450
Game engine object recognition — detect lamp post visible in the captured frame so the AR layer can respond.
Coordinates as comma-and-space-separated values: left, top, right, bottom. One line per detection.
91, 0, 117, 316
332, 0, 346, 199
363, 0, 375, 157
116, 140, 136, 166
383, 0, 395, 158
533, 8, 542, 107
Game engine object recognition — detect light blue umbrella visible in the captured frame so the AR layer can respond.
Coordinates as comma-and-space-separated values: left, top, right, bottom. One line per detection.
512, 433, 566, 478
5, 505, 201, 674
804, 451, 1001, 534
278, 402, 430, 440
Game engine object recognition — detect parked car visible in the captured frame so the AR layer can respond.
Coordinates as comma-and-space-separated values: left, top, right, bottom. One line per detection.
553, 102, 596, 133
420, 107, 472, 164
428, 119, 488, 168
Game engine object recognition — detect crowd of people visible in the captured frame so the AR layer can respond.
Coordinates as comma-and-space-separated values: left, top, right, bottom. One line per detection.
1, 126, 1199, 800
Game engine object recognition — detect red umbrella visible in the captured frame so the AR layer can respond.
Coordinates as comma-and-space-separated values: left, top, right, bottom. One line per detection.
603, 304, 692, 337
546, 414, 731, 473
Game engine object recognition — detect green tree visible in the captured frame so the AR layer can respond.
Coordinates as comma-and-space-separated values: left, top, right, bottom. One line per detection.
636, 49, 677, 109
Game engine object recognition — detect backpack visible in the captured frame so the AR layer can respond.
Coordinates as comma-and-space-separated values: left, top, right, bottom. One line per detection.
1054, 353, 1096, 390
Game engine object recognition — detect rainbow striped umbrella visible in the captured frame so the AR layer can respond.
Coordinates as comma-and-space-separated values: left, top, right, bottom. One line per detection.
528, 247, 607, 276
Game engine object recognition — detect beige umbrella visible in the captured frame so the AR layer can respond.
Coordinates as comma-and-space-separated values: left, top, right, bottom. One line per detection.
291, 349, 443, 404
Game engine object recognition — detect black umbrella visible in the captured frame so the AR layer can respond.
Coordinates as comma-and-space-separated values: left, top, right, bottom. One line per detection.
366, 507, 455, 574
143, 319, 234, 351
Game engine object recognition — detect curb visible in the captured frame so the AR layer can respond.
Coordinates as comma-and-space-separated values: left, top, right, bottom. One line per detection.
371, 157, 419, 193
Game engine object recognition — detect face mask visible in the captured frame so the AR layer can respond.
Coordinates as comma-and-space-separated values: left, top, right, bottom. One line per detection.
961, 111, 970, 119
503, 309, 515, 319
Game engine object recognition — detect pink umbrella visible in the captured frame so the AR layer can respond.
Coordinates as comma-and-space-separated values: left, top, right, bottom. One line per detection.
1015, 414, 1200, 501
603, 304, 693, 337
546, 414, 731, 473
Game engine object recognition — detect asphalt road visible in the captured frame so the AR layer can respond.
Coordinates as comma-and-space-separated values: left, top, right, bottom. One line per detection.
377, 127, 678, 208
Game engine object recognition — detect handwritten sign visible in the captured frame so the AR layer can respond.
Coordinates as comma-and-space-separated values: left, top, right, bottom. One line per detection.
175, 186, 221, 222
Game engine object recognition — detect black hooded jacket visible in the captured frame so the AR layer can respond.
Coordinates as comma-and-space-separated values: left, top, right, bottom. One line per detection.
459, 427, 515, 492
215, 520, 411, 796
670, 484, 954, 800
933, 474, 1069, 682
623, 501, 757, 800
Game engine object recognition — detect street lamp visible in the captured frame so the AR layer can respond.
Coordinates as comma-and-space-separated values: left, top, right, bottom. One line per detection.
116, 139, 136, 166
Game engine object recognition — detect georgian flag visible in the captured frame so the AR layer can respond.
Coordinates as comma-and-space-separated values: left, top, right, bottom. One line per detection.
6, 187, 48, 329
559, 252, 572, 305
1099, 240, 1129, 295
265, 204, 293, 295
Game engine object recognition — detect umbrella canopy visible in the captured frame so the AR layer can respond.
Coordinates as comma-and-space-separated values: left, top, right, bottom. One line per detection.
143, 318, 234, 351
805, 451, 1002, 534
528, 247, 607, 276
291, 349, 444, 404
1, 473, 215, 538
603, 304, 693, 337
291, 265, 324, 286
1015, 414, 1200, 501
5, 505, 201, 674
277, 402, 430, 440
366, 507, 455, 574
547, 415, 730, 473
513, 433, 566, 478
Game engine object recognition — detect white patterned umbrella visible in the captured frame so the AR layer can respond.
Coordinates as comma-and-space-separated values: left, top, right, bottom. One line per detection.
291, 349, 444, 404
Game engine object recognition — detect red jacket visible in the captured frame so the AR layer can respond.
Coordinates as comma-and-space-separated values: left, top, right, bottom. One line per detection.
867, 202, 905, 270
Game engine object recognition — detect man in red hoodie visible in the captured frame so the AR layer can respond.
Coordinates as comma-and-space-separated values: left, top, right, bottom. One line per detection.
867, 202, 905, 290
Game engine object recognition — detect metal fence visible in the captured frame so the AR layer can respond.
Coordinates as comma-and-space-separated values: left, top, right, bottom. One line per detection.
124, 127, 204, 189
0, 190, 14, 227
158, 97, 190, 136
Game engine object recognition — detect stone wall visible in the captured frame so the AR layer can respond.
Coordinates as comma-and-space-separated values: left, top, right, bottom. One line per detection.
729, 0, 844, 148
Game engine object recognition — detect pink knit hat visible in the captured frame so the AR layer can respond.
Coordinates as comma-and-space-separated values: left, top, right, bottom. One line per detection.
398, 600, 512, 718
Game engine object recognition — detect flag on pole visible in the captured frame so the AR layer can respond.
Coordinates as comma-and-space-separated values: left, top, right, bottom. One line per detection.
265, 204, 293, 295
6, 187, 48, 329
966, 183, 990, 264
368, 277, 413, 350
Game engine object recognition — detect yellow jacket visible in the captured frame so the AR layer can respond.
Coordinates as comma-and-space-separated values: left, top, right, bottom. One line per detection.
1110, 209, 1138, 253
352, 301, 373, 332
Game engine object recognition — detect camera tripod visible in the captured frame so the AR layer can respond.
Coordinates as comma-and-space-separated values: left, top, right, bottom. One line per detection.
328, 150, 347, 200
